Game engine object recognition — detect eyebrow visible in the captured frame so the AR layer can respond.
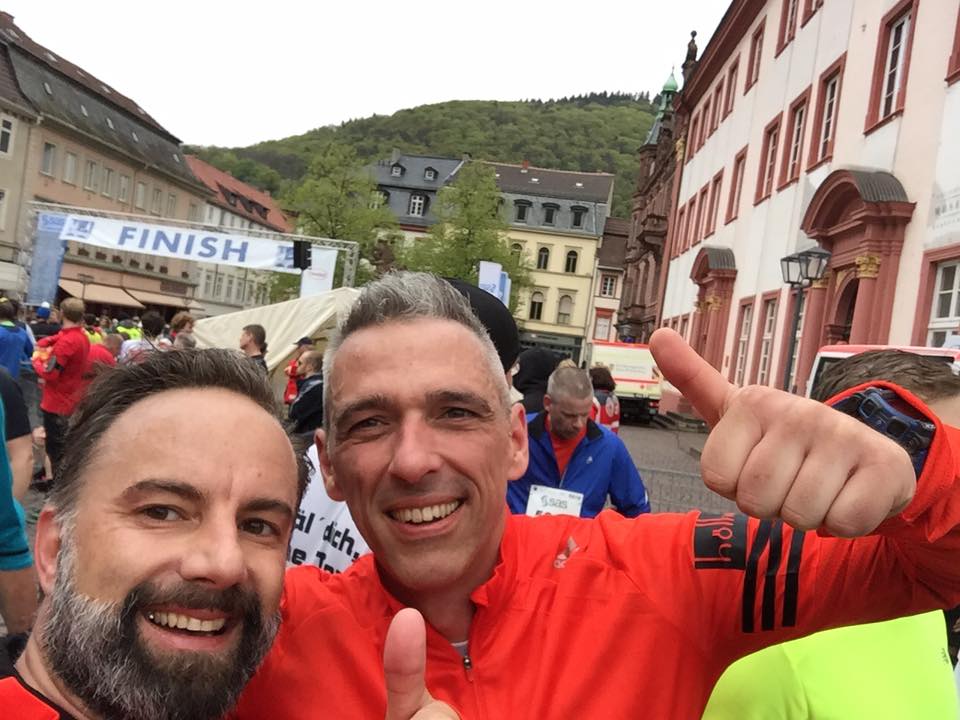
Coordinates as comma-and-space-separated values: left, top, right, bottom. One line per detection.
334, 394, 393, 429
426, 390, 495, 416
121, 479, 294, 519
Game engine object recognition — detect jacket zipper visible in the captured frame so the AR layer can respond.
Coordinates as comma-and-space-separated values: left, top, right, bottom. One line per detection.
462, 652, 474, 681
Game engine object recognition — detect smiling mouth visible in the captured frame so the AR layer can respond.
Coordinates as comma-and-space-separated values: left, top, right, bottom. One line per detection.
145, 611, 230, 637
388, 500, 462, 525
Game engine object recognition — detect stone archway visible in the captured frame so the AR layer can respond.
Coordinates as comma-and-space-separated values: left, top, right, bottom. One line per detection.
794, 169, 915, 391
689, 246, 737, 370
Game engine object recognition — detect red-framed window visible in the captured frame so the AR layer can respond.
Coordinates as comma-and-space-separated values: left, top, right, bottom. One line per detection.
801, 0, 824, 28
673, 206, 686, 258
694, 185, 709, 246
702, 97, 714, 142
705, 171, 723, 238
711, 82, 724, 135
750, 293, 780, 385
727, 146, 748, 223
746, 18, 766, 93
808, 53, 846, 169
865, 0, 917, 133
687, 114, 700, 162
780, 86, 811, 188
777, 0, 800, 56
731, 299, 755, 385
724, 58, 740, 117
948, 6, 960, 85
755, 113, 782, 204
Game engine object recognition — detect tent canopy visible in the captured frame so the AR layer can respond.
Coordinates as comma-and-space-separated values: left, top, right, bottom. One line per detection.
193, 289, 360, 388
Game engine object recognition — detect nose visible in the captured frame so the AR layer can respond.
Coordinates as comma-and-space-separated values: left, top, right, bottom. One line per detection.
386, 415, 443, 485
178, 514, 247, 589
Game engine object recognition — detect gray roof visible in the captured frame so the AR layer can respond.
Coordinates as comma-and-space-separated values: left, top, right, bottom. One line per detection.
487, 162, 613, 204
369, 153, 464, 191
7, 48, 202, 189
848, 170, 909, 203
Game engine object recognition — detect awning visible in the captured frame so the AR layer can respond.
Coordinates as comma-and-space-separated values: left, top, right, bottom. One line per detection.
186, 299, 205, 312
126, 288, 192, 308
58, 279, 144, 308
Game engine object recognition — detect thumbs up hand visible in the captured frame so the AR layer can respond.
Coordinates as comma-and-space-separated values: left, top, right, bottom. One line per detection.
384, 608, 460, 720
649, 329, 915, 537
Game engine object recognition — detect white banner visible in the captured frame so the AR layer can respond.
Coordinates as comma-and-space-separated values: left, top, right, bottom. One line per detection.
299, 248, 338, 297
58, 213, 309, 274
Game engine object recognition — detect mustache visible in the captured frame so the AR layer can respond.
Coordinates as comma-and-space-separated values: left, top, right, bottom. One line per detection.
124, 581, 260, 620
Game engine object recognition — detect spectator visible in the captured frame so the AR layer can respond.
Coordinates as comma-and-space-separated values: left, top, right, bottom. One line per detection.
288, 350, 324, 436
30, 302, 60, 341
240, 324, 268, 373
508, 365, 650, 518
84, 332, 121, 382
514, 347, 560, 414
34, 297, 89, 481
82, 313, 102, 344
169, 311, 194, 340
0, 368, 34, 503
119, 311, 170, 364
115, 312, 141, 341
284, 337, 314, 405
589, 365, 621, 433
0, 300, 31, 379
173, 331, 197, 350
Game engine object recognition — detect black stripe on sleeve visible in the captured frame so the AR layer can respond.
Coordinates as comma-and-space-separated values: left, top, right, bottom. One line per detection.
781, 527, 806, 628
741, 519, 773, 633
761, 521, 784, 631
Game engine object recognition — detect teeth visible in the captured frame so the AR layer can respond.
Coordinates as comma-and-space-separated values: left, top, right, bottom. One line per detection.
146, 611, 227, 633
390, 501, 460, 524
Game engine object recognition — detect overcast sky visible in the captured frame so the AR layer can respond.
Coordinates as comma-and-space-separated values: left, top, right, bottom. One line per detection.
6, 0, 727, 148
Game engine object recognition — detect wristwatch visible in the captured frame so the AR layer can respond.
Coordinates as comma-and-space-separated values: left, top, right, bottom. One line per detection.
829, 387, 935, 477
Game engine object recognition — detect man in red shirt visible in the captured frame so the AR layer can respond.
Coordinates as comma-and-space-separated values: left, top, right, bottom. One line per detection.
230, 271, 960, 719
35, 297, 89, 478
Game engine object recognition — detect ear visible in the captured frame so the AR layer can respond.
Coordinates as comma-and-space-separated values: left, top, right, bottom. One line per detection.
34, 506, 63, 595
506, 402, 529, 481
315, 429, 346, 501
542, 395, 552, 413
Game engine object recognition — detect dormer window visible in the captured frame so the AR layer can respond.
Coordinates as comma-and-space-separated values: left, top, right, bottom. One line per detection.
131, 131, 140, 143
542, 203, 559, 226
391, 164, 404, 178
80, 104, 88, 117
43, 82, 53, 95
514, 200, 532, 223
424, 167, 437, 181
571, 206, 587, 229
106, 117, 114, 130
408, 193, 427, 217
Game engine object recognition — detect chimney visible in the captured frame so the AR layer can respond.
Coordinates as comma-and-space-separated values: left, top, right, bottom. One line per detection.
521, 160, 529, 173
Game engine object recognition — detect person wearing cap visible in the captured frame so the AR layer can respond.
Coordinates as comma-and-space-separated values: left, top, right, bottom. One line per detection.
284, 337, 314, 405
30, 303, 61, 342
288, 351, 325, 437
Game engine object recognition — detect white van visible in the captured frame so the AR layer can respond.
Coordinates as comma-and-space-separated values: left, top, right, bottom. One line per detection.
586, 341, 662, 423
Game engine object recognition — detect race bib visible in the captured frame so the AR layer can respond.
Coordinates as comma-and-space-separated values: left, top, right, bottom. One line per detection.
525, 485, 584, 517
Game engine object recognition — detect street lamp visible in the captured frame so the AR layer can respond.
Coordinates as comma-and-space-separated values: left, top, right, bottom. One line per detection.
780, 247, 830, 393
77, 273, 95, 301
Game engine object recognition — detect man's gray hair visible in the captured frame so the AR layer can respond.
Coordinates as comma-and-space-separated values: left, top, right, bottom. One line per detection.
547, 366, 594, 400
323, 272, 509, 442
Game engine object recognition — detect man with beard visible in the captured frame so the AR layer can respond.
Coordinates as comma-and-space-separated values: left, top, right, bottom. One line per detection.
231, 272, 960, 719
0, 349, 458, 720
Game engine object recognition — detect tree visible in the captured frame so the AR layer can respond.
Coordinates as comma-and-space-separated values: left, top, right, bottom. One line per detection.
400, 162, 530, 308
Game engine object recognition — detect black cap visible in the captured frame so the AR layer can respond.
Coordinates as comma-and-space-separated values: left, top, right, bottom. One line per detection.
445, 278, 520, 373
294, 337, 314, 347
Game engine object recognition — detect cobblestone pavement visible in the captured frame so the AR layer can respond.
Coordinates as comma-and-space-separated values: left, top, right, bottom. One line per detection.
619, 423, 737, 516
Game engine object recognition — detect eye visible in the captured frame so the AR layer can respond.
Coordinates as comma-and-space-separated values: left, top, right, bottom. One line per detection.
349, 416, 385, 433
442, 407, 477, 420
141, 506, 183, 522
241, 518, 279, 537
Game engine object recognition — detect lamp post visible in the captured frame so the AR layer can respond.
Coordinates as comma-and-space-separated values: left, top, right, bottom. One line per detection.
780, 248, 830, 393
77, 273, 95, 302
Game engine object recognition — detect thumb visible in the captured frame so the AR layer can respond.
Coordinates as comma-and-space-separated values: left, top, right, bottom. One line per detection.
384, 608, 431, 720
649, 328, 735, 426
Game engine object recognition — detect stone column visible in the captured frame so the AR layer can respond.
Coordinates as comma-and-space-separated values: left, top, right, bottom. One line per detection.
794, 275, 829, 395
849, 254, 881, 344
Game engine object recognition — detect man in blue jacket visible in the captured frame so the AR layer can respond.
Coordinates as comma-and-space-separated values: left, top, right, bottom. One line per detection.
508, 366, 650, 518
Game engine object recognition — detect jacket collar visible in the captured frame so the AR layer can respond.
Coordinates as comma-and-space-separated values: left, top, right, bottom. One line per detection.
528, 411, 602, 442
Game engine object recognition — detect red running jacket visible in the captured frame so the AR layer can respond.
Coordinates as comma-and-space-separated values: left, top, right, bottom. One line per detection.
228, 383, 960, 719
0, 673, 72, 718
36, 326, 89, 416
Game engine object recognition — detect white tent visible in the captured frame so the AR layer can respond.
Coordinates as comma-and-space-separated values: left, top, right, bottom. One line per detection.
193, 288, 360, 395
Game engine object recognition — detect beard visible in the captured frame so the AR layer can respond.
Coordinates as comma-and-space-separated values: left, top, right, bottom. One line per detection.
41, 542, 280, 720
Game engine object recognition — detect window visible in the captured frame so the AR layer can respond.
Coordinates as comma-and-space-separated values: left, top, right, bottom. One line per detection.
543, 204, 558, 225
711, 81, 724, 133
515, 201, 530, 223
63, 152, 77, 184
424, 168, 436, 181
687, 115, 700, 160
780, 88, 810, 186
694, 185, 709, 246
166, 193, 177, 217
673, 207, 686, 258
131, 131, 139, 143
706, 171, 723, 237
370, 190, 388, 209
537, 247, 550, 269
564, 250, 578, 274
786, 291, 806, 391
755, 298, 778, 385
746, 19, 765, 92
734, 302, 754, 386
408, 193, 426, 217
41, 142, 56, 175
867, 1, 916, 129
134, 181, 146, 209
802, 0, 824, 27
702, 98, 713, 140
391, 165, 403, 177
511, 243, 523, 257
105, 116, 114, 130
151, 188, 163, 214
529, 291, 544, 321
572, 207, 586, 228
83, 160, 98, 191
777, 0, 800, 54
203, 272, 213, 297
557, 295, 573, 324
756, 114, 782, 203
684, 196, 698, 252
600, 275, 617, 297
80, 104, 89, 117
594, 313, 612, 340
0, 117, 13, 156
948, 6, 960, 84
724, 59, 739, 117
680, 314, 690, 340
727, 147, 748, 223
810, 55, 845, 167
928, 261, 960, 346
215, 274, 223, 298
0, 189, 8, 231
188, 202, 200, 222
101, 167, 114, 197
226, 276, 234, 301
118, 174, 131, 203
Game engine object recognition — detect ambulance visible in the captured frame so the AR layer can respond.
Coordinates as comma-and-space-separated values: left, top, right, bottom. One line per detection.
587, 340, 662, 423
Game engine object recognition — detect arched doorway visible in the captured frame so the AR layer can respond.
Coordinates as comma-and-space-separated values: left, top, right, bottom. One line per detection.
827, 276, 858, 343
689, 246, 737, 370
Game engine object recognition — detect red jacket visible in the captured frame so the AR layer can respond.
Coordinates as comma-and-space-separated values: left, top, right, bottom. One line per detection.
37, 326, 90, 416
0, 673, 70, 718
232, 385, 960, 719
283, 359, 301, 404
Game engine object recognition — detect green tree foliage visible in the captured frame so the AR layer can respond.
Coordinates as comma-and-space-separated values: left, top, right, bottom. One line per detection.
400, 163, 530, 308
194, 94, 656, 217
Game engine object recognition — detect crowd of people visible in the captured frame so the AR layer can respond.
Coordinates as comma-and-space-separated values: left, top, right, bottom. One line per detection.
0, 272, 959, 718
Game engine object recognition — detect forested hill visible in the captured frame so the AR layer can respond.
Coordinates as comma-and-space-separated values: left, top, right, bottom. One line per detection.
188, 92, 658, 217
